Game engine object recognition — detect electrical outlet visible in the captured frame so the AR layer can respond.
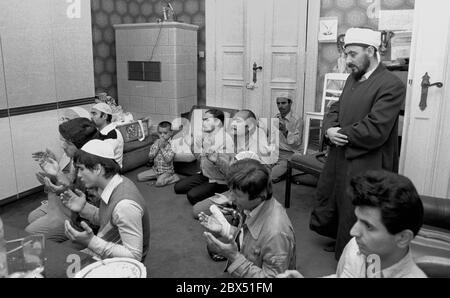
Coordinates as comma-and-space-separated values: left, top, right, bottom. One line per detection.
198, 51, 205, 58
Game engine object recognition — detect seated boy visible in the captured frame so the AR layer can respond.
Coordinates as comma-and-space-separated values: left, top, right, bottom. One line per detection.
137, 121, 180, 187
278, 170, 426, 278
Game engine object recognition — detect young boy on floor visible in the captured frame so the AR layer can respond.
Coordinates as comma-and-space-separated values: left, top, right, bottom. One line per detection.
137, 121, 180, 187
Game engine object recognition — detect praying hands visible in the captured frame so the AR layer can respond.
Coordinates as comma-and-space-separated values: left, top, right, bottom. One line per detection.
199, 205, 234, 241
60, 189, 87, 213
64, 220, 94, 246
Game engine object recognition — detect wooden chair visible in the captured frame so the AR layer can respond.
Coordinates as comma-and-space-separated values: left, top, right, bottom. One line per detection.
303, 73, 349, 155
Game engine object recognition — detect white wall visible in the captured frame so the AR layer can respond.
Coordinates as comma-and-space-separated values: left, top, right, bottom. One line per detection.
0, 0, 95, 200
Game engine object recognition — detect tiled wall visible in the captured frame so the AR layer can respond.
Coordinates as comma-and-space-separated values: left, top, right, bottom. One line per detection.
316, 0, 415, 110
115, 23, 198, 124
91, 0, 206, 105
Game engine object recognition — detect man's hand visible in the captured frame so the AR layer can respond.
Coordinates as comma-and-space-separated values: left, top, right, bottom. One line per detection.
39, 157, 60, 176
199, 212, 223, 234
35, 172, 47, 185
64, 220, 94, 246
203, 232, 238, 261
276, 270, 304, 278
32, 149, 57, 163
60, 189, 87, 213
43, 177, 66, 193
159, 138, 168, 149
206, 152, 219, 163
326, 127, 348, 146
279, 121, 287, 134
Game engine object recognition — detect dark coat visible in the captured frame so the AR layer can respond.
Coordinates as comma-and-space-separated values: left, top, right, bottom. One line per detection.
310, 63, 405, 260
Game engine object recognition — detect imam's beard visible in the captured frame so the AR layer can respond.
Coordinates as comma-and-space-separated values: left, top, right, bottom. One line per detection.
349, 56, 370, 81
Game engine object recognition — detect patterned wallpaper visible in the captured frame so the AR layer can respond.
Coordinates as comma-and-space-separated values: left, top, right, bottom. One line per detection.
91, 0, 206, 105
316, 0, 415, 110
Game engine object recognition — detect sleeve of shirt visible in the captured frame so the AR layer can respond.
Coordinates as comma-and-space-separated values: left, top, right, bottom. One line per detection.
286, 117, 303, 148
87, 200, 144, 261
335, 238, 363, 278
323, 100, 341, 147
227, 232, 295, 278
215, 134, 235, 175
257, 129, 278, 165
160, 142, 176, 163
80, 202, 101, 226
148, 140, 160, 160
338, 80, 405, 158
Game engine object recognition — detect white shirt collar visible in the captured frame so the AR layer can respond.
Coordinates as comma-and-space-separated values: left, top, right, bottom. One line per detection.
100, 123, 116, 135
362, 62, 379, 81
244, 200, 265, 220
381, 249, 417, 278
100, 174, 123, 204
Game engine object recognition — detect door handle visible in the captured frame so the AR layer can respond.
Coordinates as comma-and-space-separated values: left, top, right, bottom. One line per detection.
420, 72, 443, 111
252, 62, 263, 84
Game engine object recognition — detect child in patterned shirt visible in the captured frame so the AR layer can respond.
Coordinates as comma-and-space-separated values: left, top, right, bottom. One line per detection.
137, 121, 180, 187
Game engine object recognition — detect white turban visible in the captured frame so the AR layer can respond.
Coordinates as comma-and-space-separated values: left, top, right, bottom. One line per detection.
344, 28, 381, 49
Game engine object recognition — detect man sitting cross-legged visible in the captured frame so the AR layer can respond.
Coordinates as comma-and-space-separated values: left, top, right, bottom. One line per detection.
174, 109, 234, 205
60, 139, 150, 261
278, 170, 426, 278
199, 159, 296, 278
192, 109, 275, 219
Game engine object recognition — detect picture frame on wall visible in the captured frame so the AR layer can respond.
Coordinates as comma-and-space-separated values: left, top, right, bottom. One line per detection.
318, 17, 338, 43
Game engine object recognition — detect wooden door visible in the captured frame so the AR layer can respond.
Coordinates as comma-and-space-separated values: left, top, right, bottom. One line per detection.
206, 0, 308, 119
400, 0, 450, 198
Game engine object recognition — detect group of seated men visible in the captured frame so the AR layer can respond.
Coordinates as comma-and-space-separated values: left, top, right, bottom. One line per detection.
26, 96, 427, 278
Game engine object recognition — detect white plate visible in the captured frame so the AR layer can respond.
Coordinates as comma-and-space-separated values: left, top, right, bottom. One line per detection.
74, 258, 147, 278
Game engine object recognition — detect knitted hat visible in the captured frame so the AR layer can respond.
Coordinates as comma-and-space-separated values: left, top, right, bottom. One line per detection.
92, 103, 113, 115
62, 107, 91, 120
59, 118, 100, 149
235, 151, 262, 162
81, 140, 115, 159
276, 91, 295, 101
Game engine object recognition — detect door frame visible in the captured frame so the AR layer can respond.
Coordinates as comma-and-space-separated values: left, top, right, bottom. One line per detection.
303, 0, 321, 115
205, 0, 217, 107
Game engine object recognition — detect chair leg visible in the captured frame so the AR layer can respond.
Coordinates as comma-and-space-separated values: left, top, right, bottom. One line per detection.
285, 162, 292, 208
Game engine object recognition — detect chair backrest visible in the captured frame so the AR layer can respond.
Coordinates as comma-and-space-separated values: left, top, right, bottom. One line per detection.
320, 73, 349, 114
415, 256, 450, 278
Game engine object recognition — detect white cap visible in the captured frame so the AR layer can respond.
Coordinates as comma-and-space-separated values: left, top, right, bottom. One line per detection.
63, 107, 91, 120
276, 91, 294, 100
81, 139, 115, 159
92, 103, 113, 115
235, 151, 261, 162
344, 28, 381, 49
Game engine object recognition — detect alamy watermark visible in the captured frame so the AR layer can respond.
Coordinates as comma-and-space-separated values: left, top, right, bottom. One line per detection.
66, 0, 81, 19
